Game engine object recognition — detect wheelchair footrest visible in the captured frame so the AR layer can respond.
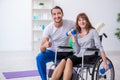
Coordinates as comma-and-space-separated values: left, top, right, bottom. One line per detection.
48, 69, 54, 78
72, 72, 79, 80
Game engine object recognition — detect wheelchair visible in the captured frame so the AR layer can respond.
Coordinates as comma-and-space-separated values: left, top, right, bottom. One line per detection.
48, 33, 115, 80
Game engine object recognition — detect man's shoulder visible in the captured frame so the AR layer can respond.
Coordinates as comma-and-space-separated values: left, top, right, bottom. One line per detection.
44, 22, 54, 32
45, 22, 54, 29
63, 19, 75, 23
46, 22, 54, 27
63, 19, 75, 27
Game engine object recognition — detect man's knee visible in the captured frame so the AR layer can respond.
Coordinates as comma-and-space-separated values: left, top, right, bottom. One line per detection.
36, 52, 45, 62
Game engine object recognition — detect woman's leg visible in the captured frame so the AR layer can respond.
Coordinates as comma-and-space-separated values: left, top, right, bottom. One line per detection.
51, 59, 66, 80
63, 58, 73, 80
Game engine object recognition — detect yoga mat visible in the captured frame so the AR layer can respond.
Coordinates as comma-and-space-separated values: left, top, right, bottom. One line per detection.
3, 70, 39, 79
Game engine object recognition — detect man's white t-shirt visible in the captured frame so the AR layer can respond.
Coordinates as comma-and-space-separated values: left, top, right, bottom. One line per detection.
43, 19, 75, 51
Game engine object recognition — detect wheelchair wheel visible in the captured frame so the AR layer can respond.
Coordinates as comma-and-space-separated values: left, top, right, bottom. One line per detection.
92, 57, 115, 80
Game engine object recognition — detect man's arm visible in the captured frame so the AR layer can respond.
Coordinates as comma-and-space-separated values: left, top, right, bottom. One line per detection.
40, 37, 52, 52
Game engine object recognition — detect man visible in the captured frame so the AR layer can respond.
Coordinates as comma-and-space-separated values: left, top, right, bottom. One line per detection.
36, 6, 75, 80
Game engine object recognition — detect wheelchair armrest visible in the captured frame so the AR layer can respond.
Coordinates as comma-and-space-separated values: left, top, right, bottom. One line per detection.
58, 46, 73, 49
86, 48, 99, 51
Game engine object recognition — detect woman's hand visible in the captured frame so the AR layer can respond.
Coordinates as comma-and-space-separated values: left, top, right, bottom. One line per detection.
69, 31, 76, 43
101, 52, 109, 71
104, 63, 109, 71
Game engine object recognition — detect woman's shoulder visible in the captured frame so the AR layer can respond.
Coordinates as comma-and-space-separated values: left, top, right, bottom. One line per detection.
88, 29, 98, 36
89, 28, 97, 33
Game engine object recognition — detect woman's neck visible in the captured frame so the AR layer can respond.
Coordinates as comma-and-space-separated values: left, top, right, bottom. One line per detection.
80, 28, 88, 37
81, 28, 87, 33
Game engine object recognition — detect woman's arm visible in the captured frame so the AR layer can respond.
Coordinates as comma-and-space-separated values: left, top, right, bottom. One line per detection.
69, 33, 80, 54
92, 29, 109, 70
100, 51, 109, 70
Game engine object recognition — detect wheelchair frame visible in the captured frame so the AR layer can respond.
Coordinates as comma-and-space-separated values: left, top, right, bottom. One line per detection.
48, 33, 115, 80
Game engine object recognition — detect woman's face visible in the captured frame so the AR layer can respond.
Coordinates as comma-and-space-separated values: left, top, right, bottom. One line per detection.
78, 17, 87, 29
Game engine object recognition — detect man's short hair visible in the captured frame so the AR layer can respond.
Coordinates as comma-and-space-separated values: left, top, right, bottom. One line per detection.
51, 6, 63, 14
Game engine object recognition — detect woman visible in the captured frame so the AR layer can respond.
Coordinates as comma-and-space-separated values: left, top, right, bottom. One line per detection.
50, 13, 109, 80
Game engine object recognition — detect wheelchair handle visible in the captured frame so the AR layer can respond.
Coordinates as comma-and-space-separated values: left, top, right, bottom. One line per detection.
103, 33, 107, 38
86, 48, 99, 51
58, 46, 73, 49
99, 33, 107, 42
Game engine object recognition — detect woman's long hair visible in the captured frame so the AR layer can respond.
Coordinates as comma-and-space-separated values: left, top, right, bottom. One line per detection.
76, 13, 95, 33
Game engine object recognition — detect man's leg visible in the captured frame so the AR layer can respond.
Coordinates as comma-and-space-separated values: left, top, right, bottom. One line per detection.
36, 50, 55, 80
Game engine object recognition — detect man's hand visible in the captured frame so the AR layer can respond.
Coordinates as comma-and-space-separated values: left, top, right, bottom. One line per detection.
40, 46, 46, 52
44, 41, 52, 48
40, 41, 52, 52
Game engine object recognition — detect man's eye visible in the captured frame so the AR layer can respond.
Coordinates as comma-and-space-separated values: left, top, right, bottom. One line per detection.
52, 13, 56, 15
55, 12, 61, 15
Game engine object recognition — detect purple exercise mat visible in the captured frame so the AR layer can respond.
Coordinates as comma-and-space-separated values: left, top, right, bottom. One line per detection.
2, 70, 39, 79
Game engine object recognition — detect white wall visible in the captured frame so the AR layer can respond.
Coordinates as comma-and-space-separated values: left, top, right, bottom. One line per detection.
0, 0, 120, 51
0, 0, 32, 51
54, 0, 120, 51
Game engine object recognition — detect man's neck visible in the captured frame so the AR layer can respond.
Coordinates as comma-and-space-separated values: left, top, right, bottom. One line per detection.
54, 21, 63, 28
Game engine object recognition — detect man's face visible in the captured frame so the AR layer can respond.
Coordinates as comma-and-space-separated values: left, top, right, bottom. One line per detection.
51, 9, 63, 23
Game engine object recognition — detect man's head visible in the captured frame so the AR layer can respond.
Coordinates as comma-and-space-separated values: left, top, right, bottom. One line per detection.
51, 6, 64, 23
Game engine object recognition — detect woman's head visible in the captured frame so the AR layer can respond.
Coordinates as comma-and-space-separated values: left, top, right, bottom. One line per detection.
76, 13, 94, 33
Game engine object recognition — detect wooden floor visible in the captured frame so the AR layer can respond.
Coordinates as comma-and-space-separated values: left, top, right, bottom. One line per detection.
0, 51, 119, 80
